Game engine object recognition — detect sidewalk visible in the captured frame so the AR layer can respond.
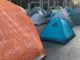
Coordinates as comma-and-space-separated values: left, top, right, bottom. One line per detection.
36, 25, 80, 60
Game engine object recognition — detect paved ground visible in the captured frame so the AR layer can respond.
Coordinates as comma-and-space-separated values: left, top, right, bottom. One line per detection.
36, 25, 80, 60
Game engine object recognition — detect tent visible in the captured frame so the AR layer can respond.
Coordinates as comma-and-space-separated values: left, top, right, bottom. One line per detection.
31, 10, 47, 25
29, 7, 42, 16
29, 7, 46, 17
70, 7, 80, 25
0, 0, 45, 60
40, 18, 75, 44
48, 6, 74, 27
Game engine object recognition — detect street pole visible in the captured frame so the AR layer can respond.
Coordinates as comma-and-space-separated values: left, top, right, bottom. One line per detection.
40, 0, 42, 9
48, 0, 50, 9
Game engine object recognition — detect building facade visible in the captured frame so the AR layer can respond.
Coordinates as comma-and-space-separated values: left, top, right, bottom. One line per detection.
9, 0, 68, 10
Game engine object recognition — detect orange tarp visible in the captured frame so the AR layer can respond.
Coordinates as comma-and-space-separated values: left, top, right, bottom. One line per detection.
0, 0, 45, 60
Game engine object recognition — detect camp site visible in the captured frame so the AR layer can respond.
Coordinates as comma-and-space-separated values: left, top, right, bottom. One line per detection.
0, 0, 80, 60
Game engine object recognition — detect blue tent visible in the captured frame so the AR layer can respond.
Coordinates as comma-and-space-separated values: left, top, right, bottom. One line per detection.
70, 7, 80, 25
48, 6, 73, 27
40, 18, 75, 44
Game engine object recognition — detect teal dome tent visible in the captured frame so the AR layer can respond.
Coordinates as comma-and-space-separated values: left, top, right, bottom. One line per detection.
40, 18, 75, 44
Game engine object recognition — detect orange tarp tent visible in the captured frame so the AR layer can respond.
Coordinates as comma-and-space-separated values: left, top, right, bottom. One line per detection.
0, 0, 45, 60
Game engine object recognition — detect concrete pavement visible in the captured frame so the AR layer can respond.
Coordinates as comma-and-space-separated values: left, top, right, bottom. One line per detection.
36, 25, 80, 60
